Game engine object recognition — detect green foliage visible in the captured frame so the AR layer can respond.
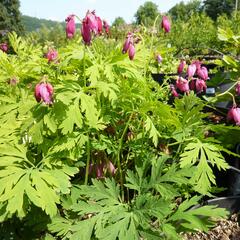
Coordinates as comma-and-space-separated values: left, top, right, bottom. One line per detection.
203, 0, 235, 20
0, 0, 24, 36
169, 0, 202, 21
21, 15, 65, 32
112, 17, 126, 27
0, 14, 234, 238
134, 1, 159, 26
180, 140, 229, 194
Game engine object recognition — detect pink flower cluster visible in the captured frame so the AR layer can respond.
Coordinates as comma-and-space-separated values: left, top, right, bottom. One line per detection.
65, 11, 110, 45
170, 59, 209, 97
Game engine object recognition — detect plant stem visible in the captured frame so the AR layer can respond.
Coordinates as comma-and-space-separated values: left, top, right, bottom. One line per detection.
117, 112, 134, 201
83, 45, 87, 87
144, 15, 159, 78
84, 134, 91, 185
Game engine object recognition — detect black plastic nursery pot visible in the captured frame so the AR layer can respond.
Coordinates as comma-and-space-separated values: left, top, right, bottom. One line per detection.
205, 196, 240, 214
204, 166, 240, 214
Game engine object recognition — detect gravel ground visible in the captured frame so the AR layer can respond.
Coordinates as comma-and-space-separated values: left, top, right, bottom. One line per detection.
182, 214, 240, 240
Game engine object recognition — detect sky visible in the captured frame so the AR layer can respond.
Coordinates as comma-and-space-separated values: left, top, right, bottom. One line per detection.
20, 0, 187, 24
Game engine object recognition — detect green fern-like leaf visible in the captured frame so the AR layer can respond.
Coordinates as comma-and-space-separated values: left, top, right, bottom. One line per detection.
180, 140, 229, 194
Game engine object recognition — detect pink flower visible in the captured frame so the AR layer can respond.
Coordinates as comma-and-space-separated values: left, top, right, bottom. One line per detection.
91, 161, 116, 179
85, 10, 99, 34
128, 43, 135, 60
177, 60, 186, 74
96, 16, 103, 34
122, 32, 132, 54
34, 82, 53, 104
192, 60, 202, 71
65, 15, 76, 39
197, 66, 209, 81
187, 64, 197, 79
170, 84, 179, 97
81, 19, 92, 45
107, 161, 116, 175
195, 79, 207, 93
236, 82, 240, 96
96, 162, 104, 179
176, 77, 189, 93
45, 49, 58, 63
228, 107, 240, 125
156, 54, 163, 63
161, 16, 171, 33
0, 43, 8, 53
103, 20, 110, 34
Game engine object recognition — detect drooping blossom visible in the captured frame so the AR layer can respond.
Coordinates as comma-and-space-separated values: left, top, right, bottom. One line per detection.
161, 16, 171, 33
236, 82, 240, 96
96, 16, 103, 34
195, 79, 207, 93
45, 49, 58, 63
170, 84, 179, 97
8, 77, 18, 86
197, 66, 209, 81
122, 32, 132, 54
103, 20, 110, 34
65, 15, 76, 39
81, 19, 92, 45
85, 10, 99, 34
192, 60, 202, 71
156, 54, 163, 63
35, 82, 54, 104
187, 64, 197, 79
128, 43, 135, 60
227, 107, 240, 125
177, 60, 186, 74
0, 43, 8, 53
176, 77, 189, 93
81, 10, 104, 44
89, 161, 116, 179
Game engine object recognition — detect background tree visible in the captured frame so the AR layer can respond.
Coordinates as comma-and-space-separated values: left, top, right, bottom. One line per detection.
168, 0, 202, 21
203, 0, 235, 20
112, 17, 126, 27
0, 0, 24, 36
134, 1, 159, 26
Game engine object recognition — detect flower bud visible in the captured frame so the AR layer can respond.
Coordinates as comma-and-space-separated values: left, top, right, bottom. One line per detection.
34, 82, 53, 104
187, 64, 197, 79
195, 79, 207, 93
170, 84, 179, 97
65, 15, 76, 39
197, 66, 209, 81
156, 54, 163, 63
176, 77, 189, 93
228, 107, 240, 125
128, 43, 135, 60
85, 10, 99, 34
103, 20, 110, 34
81, 19, 92, 45
122, 32, 132, 54
96, 16, 103, 34
177, 60, 186, 74
0, 43, 8, 53
45, 49, 58, 63
236, 82, 240, 96
161, 16, 171, 33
